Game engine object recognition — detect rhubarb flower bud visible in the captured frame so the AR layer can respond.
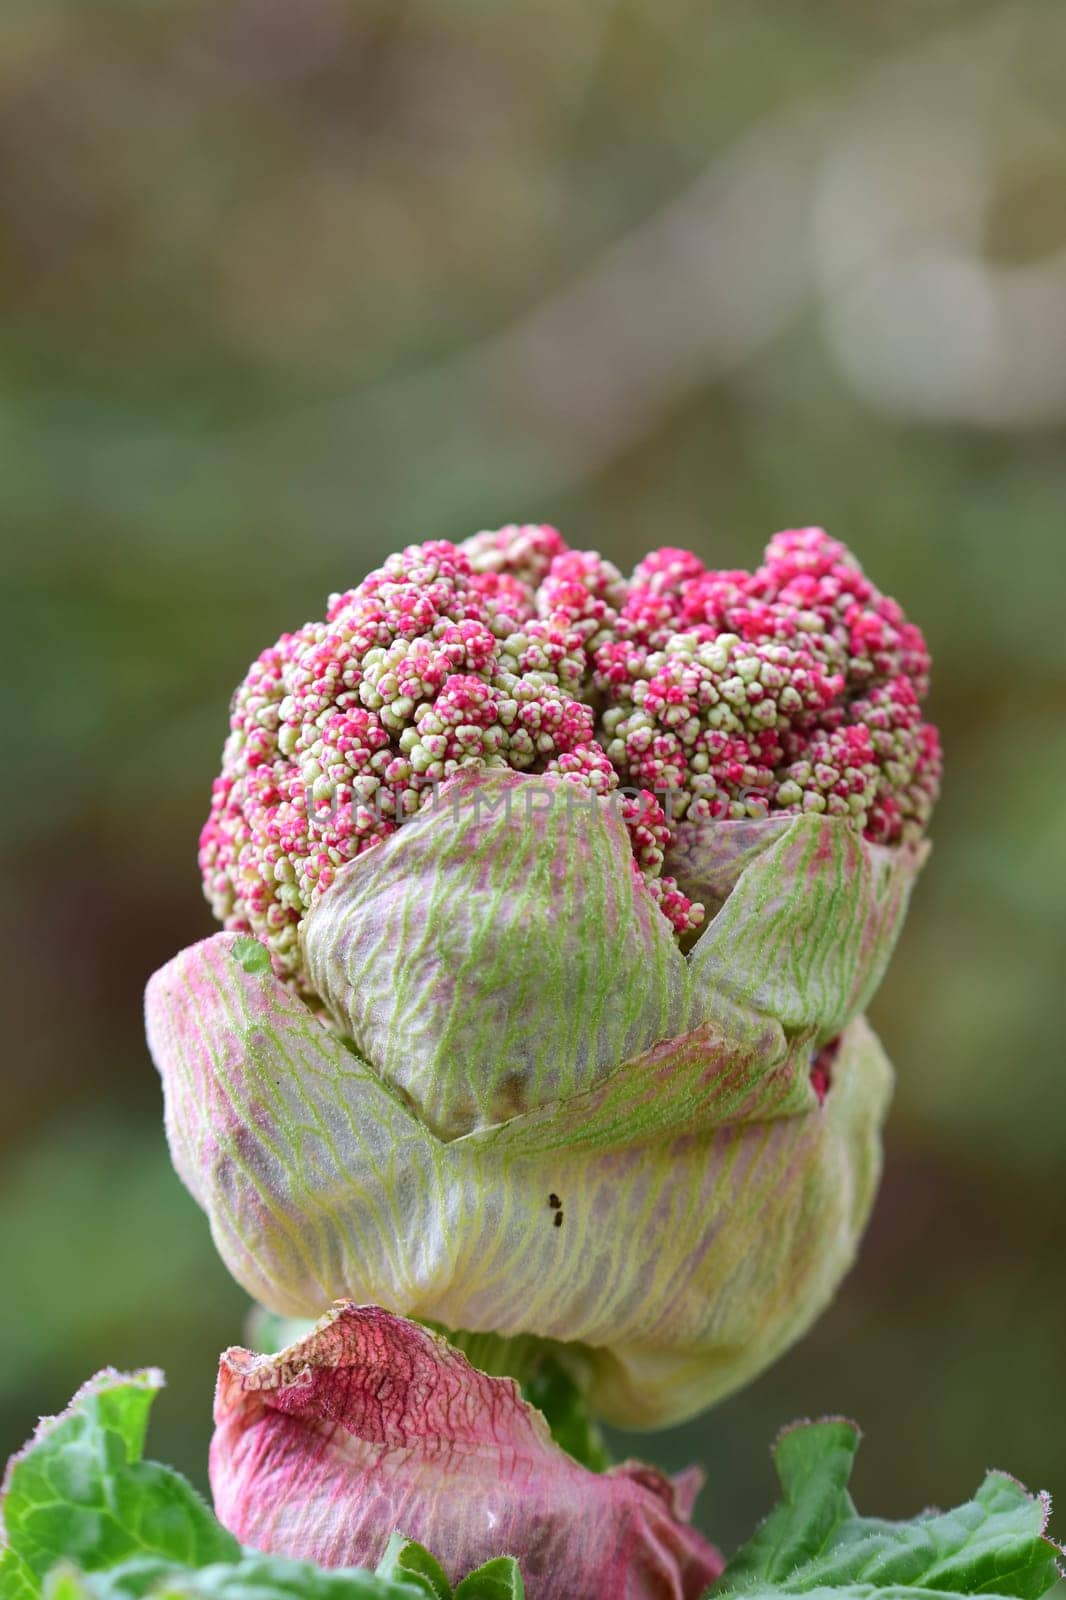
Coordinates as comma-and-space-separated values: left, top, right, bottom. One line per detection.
209, 1303, 722, 1600
148, 527, 935, 1427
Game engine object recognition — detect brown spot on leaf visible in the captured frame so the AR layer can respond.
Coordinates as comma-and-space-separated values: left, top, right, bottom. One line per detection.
495, 1072, 529, 1118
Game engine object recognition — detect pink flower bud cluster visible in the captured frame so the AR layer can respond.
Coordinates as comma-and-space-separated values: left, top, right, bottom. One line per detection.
597, 527, 940, 842
200, 524, 939, 979
200, 527, 698, 977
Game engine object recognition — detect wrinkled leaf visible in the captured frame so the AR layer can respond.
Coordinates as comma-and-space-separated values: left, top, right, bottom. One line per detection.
302, 770, 689, 1140
210, 1304, 721, 1599
147, 915, 891, 1427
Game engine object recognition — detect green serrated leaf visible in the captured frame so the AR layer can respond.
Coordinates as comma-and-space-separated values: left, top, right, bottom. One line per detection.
375, 1535, 451, 1599
453, 1556, 525, 1600
715, 1420, 1062, 1600
718, 1418, 861, 1590
41, 1556, 440, 1600
1, 1371, 239, 1586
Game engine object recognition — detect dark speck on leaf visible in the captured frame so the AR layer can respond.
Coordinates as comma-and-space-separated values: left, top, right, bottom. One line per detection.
553, 1211, 564, 1227
548, 1192, 561, 1209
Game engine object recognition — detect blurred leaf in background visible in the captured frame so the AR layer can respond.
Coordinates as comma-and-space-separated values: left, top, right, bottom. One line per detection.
1, 0, 1064, 1562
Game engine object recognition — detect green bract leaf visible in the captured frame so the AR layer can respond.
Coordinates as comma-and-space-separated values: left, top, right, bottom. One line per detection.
715, 1419, 1063, 1599
302, 770, 689, 1141
680, 818, 925, 1056
147, 778, 906, 1427
0, 1369, 238, 1587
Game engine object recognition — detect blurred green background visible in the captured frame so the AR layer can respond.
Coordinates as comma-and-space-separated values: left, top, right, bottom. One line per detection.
2, 0, 1065, 1561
